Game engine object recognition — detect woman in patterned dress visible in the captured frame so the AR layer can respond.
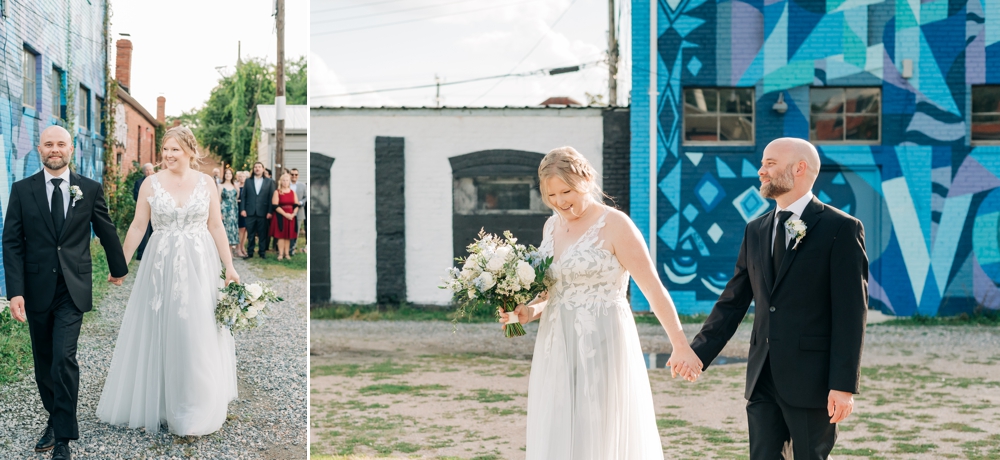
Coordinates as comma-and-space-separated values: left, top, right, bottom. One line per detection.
218, 168, 240, 256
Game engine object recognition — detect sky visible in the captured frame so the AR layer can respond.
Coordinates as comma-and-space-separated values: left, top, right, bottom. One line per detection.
310, 0, 632, 108
109, 0, 309, 118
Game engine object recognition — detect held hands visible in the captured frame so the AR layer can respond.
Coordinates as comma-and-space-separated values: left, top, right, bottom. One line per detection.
107, 274, 124, 286
666, 343, 703, 382
828, 390, 854, 423
240, 210, 247, 217
8, 296, 26, 323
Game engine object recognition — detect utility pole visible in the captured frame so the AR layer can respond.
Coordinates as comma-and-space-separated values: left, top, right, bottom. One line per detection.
275, 0, 286, 174
435, 74, 442, 108
608, 0, 618, 107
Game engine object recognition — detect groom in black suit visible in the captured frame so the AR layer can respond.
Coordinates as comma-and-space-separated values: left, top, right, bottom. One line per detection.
3, 126, 129, 460
690, 138, 868, 460
240, 161, 275, 259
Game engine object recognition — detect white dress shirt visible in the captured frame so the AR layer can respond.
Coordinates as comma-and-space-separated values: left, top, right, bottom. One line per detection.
43, 169, 71, 217
771, 191, 813, 255
253, 176, 263, 194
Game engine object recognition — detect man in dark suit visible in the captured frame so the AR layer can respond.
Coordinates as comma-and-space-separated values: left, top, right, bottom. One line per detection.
3, 125, 129, 460
131, 163, 154, 260
240, 161, 275, 259
689, 138, 868, 460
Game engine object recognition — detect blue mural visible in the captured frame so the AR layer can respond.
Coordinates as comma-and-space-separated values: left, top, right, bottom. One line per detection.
631, 0, 1000, 316
0, 0, 108, 296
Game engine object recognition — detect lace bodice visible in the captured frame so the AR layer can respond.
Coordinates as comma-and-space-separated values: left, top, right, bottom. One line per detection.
148, 174, 212, 236
539, 209, 630, 311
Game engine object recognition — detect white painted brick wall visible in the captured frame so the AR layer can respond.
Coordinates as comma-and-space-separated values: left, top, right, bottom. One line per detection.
312, 107, 605, 305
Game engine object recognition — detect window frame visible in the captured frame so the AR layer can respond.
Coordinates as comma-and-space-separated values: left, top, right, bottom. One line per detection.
78, 84, 91, 132
809, 86, 881, 145
51, 66, 66, 120
971, 85, 1000, 146
22, 46, 39, 110
682, 87, 756, 146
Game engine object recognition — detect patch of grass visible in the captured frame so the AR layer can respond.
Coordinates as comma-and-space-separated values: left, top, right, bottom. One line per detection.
358, 383, 448, 395
939, 422, 984, 432
244, 250, 306, 274
875, 308, 1000, 326
692, 426, 739, 444
311, 359, 416, 380
833, 447, 880, 456
893, 442, 936, 454
657, 417, 690, 429
454, 389, 516, 403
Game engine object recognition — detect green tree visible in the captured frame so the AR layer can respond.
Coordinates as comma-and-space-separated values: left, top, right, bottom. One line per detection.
285, 56, 308, 105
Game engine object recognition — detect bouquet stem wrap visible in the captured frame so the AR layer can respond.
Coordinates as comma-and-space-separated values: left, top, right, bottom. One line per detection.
498, 298, 526, 338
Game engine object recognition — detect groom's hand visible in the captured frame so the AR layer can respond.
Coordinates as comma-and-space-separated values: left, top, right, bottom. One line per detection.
828, 390, 854, 423
8, 296, 26, 322
107, 274, 123, 286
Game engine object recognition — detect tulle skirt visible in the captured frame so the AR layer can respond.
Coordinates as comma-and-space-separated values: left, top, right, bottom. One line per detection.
96, 229, 237, 436
526, 297, 663, 460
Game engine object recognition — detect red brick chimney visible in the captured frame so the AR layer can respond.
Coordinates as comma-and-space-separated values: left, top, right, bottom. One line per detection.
115, 39, 133, 92
156, 96, 165, 124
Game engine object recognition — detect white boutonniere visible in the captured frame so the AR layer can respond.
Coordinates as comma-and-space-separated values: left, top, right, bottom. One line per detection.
69, 185, 83, 206
786, 219, 807, 250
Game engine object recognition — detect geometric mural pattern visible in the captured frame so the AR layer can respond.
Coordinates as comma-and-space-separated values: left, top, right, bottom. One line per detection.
0, 1, 109, 296
631, 0, 1000, 316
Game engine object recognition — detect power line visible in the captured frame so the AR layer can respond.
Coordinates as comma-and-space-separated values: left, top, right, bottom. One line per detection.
315, 60, 603, 99
311, 0, 484, 24
312, 0, 533, 36
312, 0, 407, 14
470, 0, 582, 105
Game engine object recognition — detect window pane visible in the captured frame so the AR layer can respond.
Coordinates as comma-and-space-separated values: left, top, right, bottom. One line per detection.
720, 88, 753, 114
811, 114, 844, 141
720, 115, 752, 141
23, 50, 36, 108
972, 114, 1000, 142
845, 115, 879, 141
477, 181, 531, 211
684, 115, 718, 141
79, 86, 88, 129
684, 88, 717, 114
846, 88, 880, 114
972, 86, 1000, 114
810, 88, 844, 114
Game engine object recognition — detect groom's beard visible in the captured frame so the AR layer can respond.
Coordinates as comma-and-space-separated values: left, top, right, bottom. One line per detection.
760, 164, 795, 199
43, 156, 69, 170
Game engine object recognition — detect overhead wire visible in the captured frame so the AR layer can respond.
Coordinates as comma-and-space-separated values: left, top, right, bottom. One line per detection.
311, 0, 485, 24
312, 0, 533, 36
470, 0, 582, 105
311, 0, 408, 14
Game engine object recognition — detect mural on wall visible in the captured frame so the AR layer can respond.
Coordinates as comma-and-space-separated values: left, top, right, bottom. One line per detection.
0, 0, 109, 296
631, 0, 1000, 316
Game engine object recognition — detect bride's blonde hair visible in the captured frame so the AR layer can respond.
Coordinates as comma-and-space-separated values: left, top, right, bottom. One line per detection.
161, 126, 206, 168
537, 146, 607, 210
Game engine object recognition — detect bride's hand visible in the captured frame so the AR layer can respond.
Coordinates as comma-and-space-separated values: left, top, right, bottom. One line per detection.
497, 304, 531, 330
666, 343, 703, 382
225, 267, 241, 285
107, 274, 123, 286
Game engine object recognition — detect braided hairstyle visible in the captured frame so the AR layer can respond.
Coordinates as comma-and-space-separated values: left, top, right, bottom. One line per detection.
537, 146, 607, 210
161, 126, 206, 168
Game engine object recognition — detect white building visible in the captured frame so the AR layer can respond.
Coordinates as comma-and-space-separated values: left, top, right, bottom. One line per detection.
311, 106, 630, 306
256, 104, 308, 175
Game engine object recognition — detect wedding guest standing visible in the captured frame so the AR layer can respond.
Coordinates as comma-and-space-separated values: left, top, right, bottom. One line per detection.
289, 168, 306, 255
235, 171, 249, 258
240, 162, 275, 259
270, 173, 299, 260
218, 168, 240, 257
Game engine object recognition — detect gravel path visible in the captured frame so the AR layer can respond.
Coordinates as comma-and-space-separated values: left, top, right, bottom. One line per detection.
311, 318, 1000, 459
0, 257, 308, 460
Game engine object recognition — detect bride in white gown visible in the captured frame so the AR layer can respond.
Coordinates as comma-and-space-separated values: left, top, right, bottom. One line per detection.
504, 147, 703, 460
96, 126, 240, 436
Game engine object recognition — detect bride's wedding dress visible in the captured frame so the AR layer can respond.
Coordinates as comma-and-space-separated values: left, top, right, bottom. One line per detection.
96, 174, 237, 436
526, 209, 663, 460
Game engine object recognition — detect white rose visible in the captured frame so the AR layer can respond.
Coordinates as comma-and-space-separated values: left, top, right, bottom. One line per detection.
516, 260, 535, 286
246, 284, 263, 301
495, 246, 512, 261
476, 272, 496, 292
245, 306, 259, 319
462, 256, 478, 270
486, 255, 506, 272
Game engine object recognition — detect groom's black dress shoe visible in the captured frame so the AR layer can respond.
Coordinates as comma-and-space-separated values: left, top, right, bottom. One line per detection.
51, 441, 70, 460
34, 425, 55, 452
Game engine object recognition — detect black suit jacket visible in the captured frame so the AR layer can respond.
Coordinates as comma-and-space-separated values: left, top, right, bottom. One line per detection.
239, 176, 276, 217
3, 171, 129, 312
690, 197, 868, 408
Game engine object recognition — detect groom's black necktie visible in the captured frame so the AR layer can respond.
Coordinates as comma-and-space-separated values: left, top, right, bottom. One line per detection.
51, 178, 65, 236
772, 210, 793, 277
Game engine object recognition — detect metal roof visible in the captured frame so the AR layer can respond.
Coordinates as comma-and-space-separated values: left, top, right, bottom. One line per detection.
257, 105, 309, 132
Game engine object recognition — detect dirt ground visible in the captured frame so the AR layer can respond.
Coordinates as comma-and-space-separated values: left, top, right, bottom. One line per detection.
310, 319, 1000, 460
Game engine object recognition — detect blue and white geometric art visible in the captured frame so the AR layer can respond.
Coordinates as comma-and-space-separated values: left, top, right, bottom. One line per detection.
694, 173, 726, 212
733, 186, 770, 223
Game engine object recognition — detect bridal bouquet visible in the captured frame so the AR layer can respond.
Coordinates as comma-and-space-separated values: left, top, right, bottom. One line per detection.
441, 229, 552, 338
215, 269, 283, 334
